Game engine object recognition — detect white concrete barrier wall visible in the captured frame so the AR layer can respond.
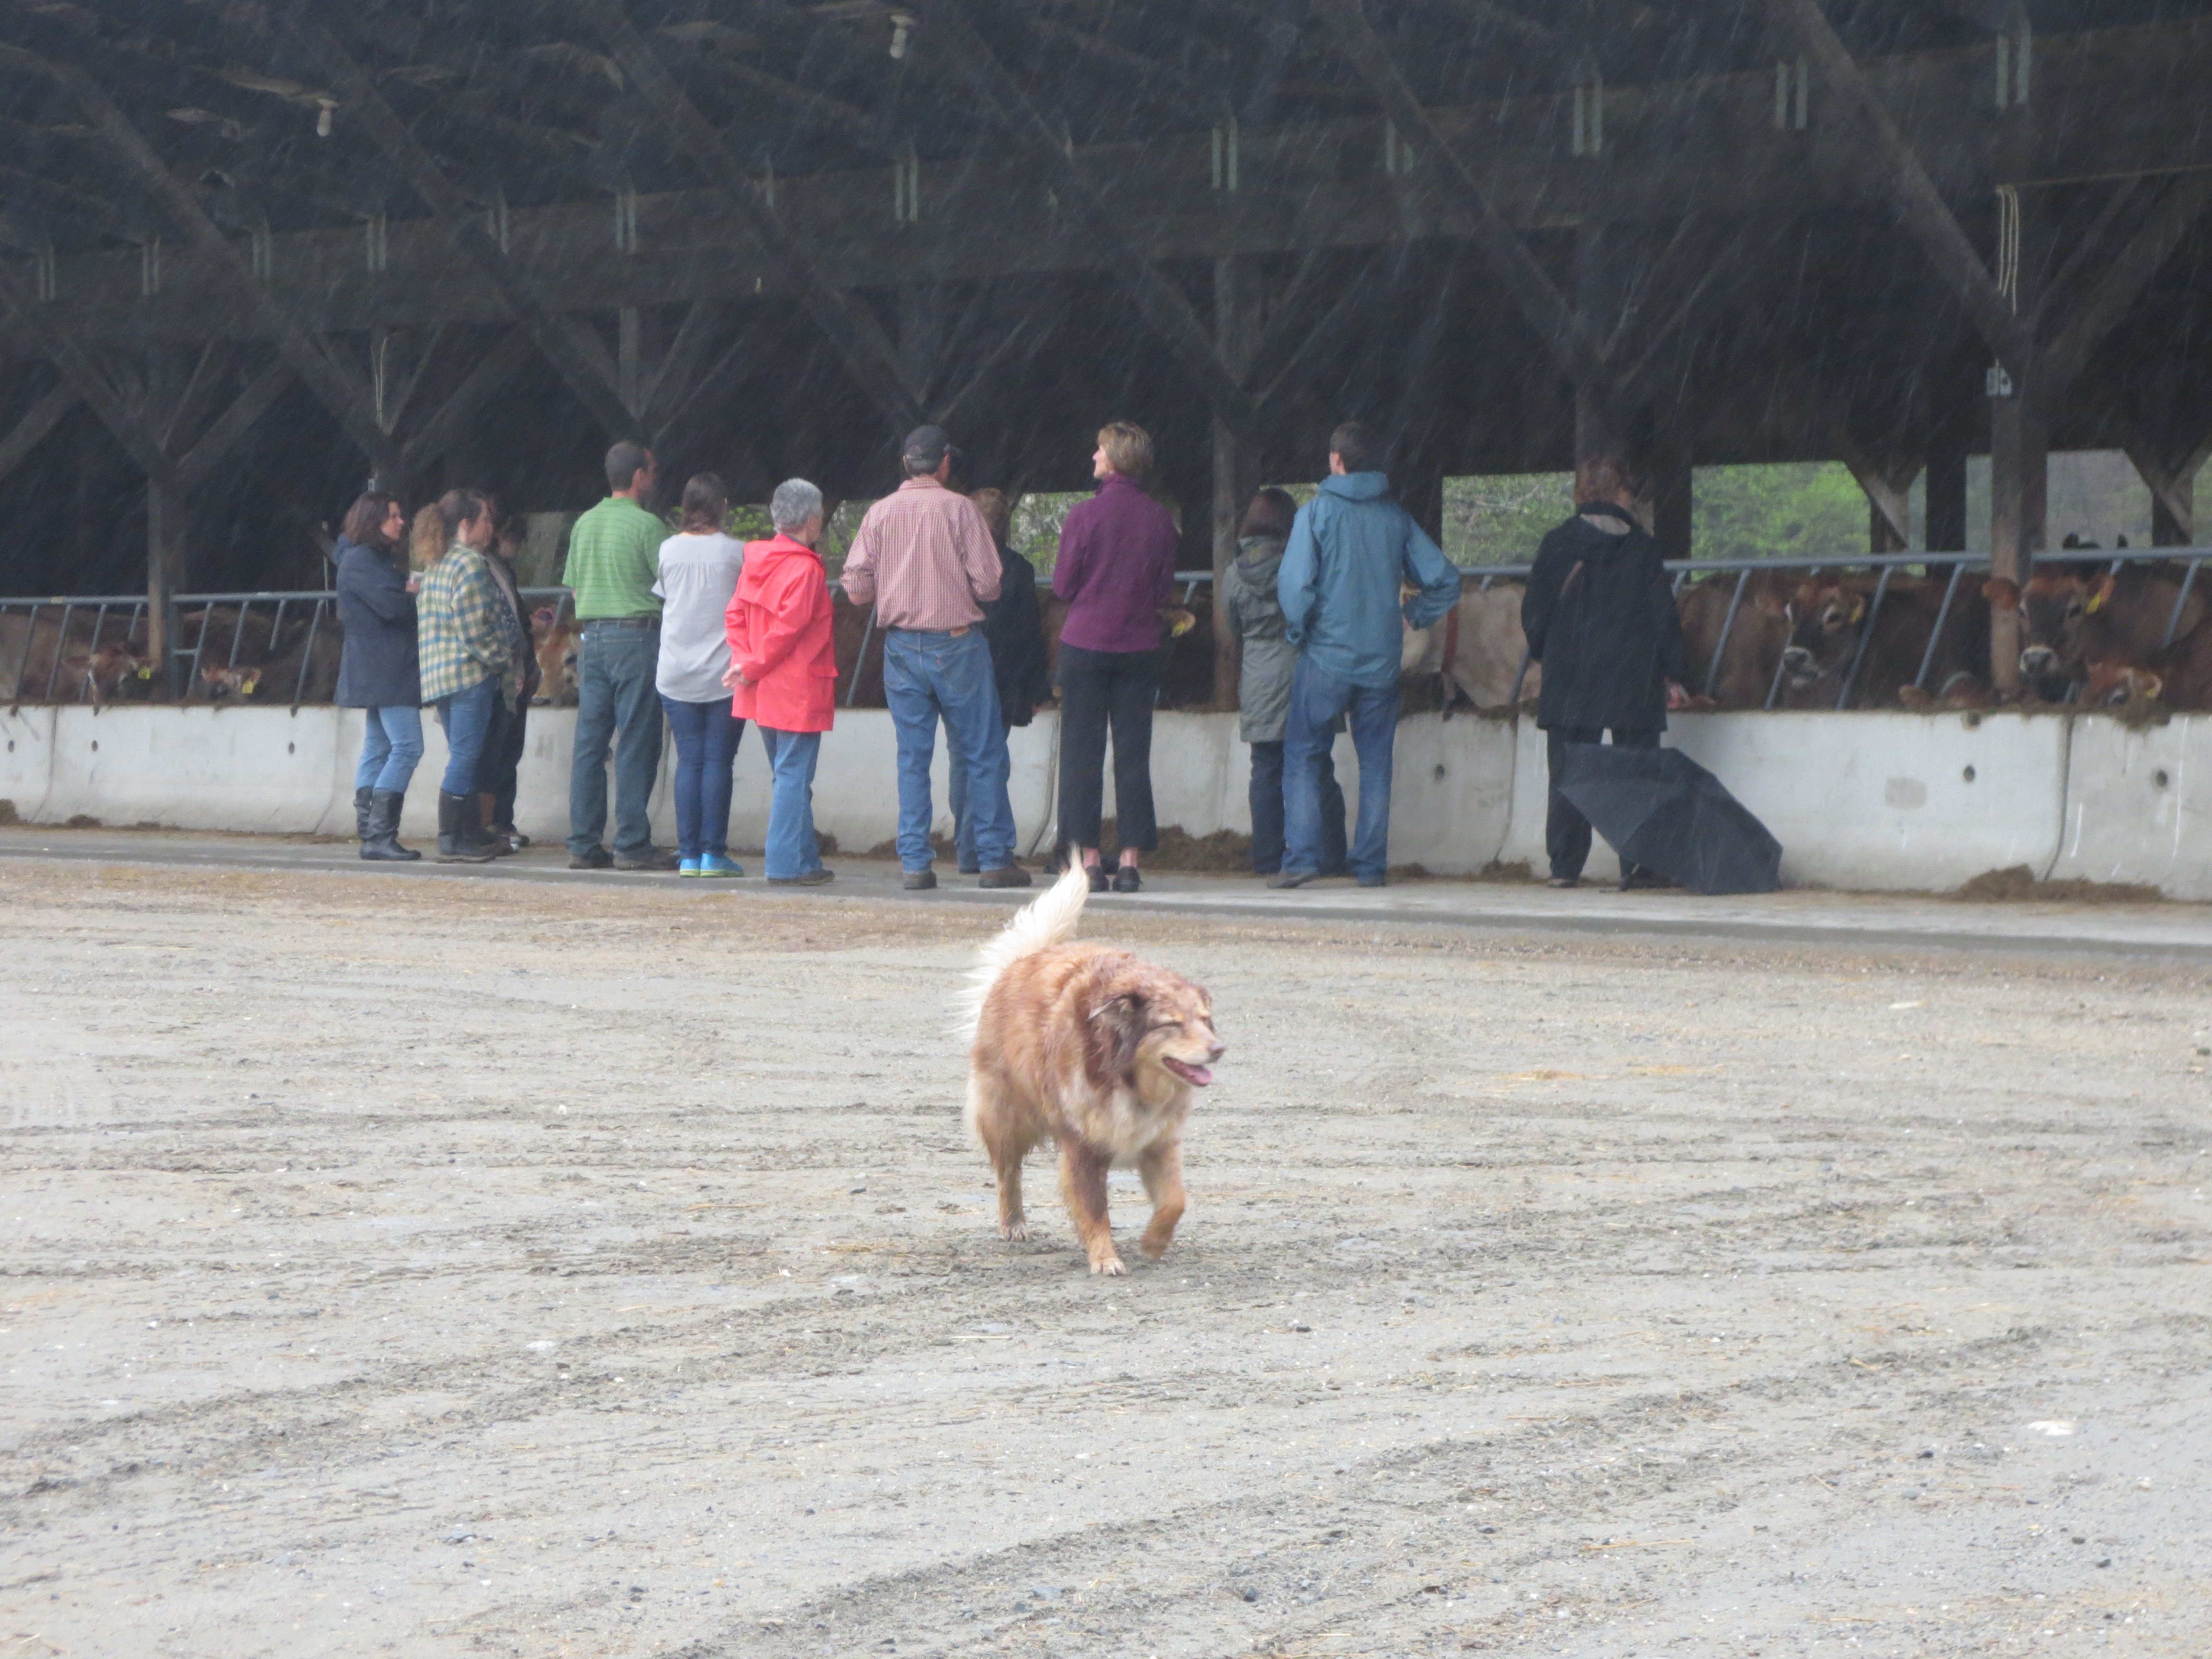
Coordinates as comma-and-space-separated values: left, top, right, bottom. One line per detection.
1, 703, 2205, 900
2048, 715, 2212, 898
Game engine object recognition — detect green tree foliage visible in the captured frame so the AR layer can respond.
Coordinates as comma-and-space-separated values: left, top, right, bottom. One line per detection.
1692, 462, 1867, 561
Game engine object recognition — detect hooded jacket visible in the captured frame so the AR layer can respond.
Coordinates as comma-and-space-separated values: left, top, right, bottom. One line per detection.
725, 533, 837, 733
1521, 504, 1688, 733
1277, 472, 1461, 689
1217, 533, 1294, 742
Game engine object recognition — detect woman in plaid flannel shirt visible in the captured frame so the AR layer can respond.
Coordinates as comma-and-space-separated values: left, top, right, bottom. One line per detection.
416, 489, 525, 864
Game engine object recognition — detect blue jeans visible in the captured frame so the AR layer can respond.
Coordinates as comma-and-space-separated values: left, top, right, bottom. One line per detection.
356, 706, 424, 794
661, 695, 745, 859
1249, 738, 1346, 876
758, 726, 824, 879
882, 628, 1013, 873
949, 721, 1012, 873
434, 677, 499, 797
1283, 656, 1400, 882
568, 624, 665, 859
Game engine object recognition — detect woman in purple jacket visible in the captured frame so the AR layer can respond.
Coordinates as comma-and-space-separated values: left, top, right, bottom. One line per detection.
1052, 422, 1179, 892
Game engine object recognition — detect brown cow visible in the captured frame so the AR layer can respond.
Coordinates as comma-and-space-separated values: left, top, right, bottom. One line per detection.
1, 609, 153, 704
2080, 633, 2212, 710
60, 641, 157, 707
2017, 561, 2206, 700
1399, 583, 1539, 712
187, 609, 341, 704
1675, 572, 1797, 710
1780, 573, 1992, 709
530, 607, 581, 707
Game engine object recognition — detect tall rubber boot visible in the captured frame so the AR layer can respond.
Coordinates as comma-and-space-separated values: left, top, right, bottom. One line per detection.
436, 790, 495, 864
361, 789, 420, 862
353, 785, 374, 842
477, 790, 514, 855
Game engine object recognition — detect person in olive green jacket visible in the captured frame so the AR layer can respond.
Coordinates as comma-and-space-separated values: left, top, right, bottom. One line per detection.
563, 441, 675, 870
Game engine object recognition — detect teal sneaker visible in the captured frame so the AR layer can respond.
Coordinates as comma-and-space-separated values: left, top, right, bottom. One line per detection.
678, 857, 701, 878
698, 853, 745, 878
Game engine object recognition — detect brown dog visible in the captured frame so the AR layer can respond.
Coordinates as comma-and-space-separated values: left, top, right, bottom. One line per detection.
961, 863, 1224, 1275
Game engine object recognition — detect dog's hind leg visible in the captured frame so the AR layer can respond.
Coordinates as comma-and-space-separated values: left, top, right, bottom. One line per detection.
1137, 1137, 1186, 1261
1058, 1142, 1123, 1276
967, 1069, 1031, 1242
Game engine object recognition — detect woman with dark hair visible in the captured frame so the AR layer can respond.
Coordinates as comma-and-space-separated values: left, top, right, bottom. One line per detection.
654, 472, 748, 876
471, 505, 539, 855
417, 488, 523, 864
333, 490, 423, 861
1218, 487, 1346, 878
1051, 421, 1178, 892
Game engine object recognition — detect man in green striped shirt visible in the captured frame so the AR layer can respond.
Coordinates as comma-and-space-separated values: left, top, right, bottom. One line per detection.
564, 441, 677, 869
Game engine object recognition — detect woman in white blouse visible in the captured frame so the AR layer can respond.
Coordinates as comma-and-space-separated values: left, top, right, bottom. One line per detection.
654, 473, 749, 876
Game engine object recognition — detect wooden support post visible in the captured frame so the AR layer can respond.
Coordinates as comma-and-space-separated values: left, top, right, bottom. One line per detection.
1988, 375, 2046, 691
1572, 226, 1628, 474
1647, 440, 1694, 559
146, 479, 183, 697
617, 308, 643, 421
1211, 256, 1262, 709
1925, 431, 1968, 552
1401, 469, 1445, 545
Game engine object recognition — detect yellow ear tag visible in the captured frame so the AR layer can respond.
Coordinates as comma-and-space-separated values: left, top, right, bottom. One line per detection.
1849, 599, 1865, 623
2085, 589, 2105, 613
137, 666, 153, 679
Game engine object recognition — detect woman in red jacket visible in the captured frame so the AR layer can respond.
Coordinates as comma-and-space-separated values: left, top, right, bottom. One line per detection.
724, 479, 838, 886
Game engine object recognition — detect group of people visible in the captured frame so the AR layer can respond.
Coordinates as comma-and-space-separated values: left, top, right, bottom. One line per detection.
332, 487, 538, 863
327, 415, 1683, 892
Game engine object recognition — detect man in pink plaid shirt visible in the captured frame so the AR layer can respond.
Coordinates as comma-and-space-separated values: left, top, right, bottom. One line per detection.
841, 426, 1032, 890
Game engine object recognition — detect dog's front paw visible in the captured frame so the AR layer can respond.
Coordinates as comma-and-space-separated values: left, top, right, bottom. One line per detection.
1001, 1218, 1029, 1242
1138, 1231, 1173, 1261
1090, 1255, 1127, 1277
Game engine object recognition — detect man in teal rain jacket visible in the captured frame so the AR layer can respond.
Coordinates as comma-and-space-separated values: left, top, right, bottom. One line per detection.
1272, 421, 1462, 888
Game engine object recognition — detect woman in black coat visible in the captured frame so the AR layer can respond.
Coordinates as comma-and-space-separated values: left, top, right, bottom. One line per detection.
334, 491, 423, 862
1521, 457, 1689, 890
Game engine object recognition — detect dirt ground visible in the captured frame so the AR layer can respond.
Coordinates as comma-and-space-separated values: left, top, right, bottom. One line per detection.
2, 857, 2209, 1659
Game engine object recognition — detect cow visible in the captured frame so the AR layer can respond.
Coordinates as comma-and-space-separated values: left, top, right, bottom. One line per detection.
1, 608, 153, 705
2080, 629, 2212, 710
60, 641, 157, 707
530, 607, 581, 706
1779, 572, 1993, 709
186, 609, 341, 704
2016, 560, 2207, 701
1675, 572, 1796, 710
1399, 583, 1539, 713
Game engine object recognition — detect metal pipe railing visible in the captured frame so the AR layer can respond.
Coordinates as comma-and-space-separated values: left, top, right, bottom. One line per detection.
7, 549, 2208, 709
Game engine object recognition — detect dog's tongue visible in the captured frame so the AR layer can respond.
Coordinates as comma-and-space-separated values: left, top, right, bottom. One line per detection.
1179, 1062, 1214, 1087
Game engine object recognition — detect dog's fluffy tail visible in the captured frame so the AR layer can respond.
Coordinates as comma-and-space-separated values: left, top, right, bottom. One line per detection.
957, 860, 1090, 1040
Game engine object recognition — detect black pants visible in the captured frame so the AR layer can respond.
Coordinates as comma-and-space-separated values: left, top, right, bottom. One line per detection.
1248, 740, 1346, 876
475, 694, 529, 830
1545, 725, 1659, 880
1057, 643, 1161, 854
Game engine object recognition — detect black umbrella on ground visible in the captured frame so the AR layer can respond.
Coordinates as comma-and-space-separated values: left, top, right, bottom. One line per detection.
1555, 744, 1783, 895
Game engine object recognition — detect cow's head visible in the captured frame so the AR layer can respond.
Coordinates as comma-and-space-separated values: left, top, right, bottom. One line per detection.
199, 662, 263, 700
2082, 658, 2162, 708
1779, 577, 1864, 685
532, 612, 579, 706
65, 644, 154, 707
2012, 570, 2100, 684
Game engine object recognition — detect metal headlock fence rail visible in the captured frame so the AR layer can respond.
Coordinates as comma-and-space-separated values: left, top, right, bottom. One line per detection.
5, 552, 2206, 709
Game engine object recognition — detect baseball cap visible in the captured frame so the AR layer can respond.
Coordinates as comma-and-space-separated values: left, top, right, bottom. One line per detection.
902, 424, 956, 470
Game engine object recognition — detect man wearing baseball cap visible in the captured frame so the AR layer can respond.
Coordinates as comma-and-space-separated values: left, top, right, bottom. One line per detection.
840, 425, 1031, 890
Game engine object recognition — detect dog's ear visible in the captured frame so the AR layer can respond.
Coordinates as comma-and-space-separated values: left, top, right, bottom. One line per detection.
1085, 991, 1148, 1082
